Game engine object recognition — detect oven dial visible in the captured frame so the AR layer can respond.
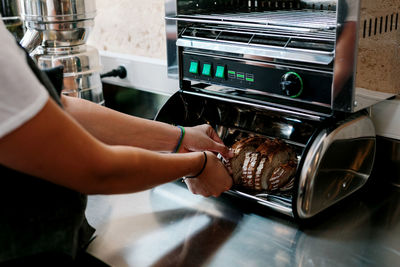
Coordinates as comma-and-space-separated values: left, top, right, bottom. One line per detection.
280, 72, 303, 98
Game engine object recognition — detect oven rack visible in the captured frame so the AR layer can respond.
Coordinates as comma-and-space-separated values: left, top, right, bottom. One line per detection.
179, 25, 335, 54
188, 9, 337, 30
170, 9, 337, 33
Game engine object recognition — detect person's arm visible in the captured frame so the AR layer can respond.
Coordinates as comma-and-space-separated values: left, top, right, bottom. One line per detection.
0, 98, 232, 196
61, 96, 232, 158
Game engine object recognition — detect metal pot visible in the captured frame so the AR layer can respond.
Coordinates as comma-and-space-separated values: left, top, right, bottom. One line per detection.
36, 45, 104, 104
19, 0, 96, 49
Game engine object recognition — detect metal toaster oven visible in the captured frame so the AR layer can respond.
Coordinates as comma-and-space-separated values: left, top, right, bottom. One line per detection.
156, 0, 399, 219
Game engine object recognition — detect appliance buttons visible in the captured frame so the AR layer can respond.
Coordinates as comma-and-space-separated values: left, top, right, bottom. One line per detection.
202, 63, 212, 76
280, 71, 303, 98
228, 70, 236, 79
189, 61, 199, 74
237, 72, 245, 80
246, 73, 254, 82
215, 65, 225, 78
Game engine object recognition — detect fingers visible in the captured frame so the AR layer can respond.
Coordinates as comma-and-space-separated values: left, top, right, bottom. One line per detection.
184, 152, 233, 198
206, 125, 234, 159
204, 125, 233, 158
217, 153, 233, 175
207, 125, 224, 145
209, 142, 234, 159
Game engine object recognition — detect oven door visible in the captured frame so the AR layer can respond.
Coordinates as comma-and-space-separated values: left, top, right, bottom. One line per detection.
155, 90, 375, 219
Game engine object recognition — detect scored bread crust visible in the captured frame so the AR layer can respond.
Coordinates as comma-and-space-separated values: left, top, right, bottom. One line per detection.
230, 137, 297, 192
241, 152, 260, 189
230, 137, 265, 184
268, 161, 297, 191
279, 177, 295, 192
256, 139, 295, 190
241, 152, 252, 188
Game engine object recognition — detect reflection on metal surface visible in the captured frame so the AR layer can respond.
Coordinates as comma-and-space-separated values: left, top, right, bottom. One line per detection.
229, 190, 293, 216
102, 83, 169, 120
86, 180, 400, 266
35, 45, 104, 104
183, 90, 327, 121
20, 29, 41, 53
176, 38, 334, 65
354, 88, 396, 113
165, 0, 179, 79
374, 136, 400, 188
1, 0, 24, 42
298, 114, 376, 218
19, 0, 96, 49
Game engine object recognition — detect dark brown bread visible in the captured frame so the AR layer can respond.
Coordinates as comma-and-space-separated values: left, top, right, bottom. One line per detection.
241, 152, 261, 189
279, 177, 295, 192
230, 137, 264, 184
256, 139, 297, 190
230, 136, 297, 192
268, 161, 297, 191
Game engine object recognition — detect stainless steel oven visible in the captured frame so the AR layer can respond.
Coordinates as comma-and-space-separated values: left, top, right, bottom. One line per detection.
156, 0, 399, 219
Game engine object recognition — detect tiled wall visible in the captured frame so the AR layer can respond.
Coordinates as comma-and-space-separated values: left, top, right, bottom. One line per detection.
87, 0, 167, 60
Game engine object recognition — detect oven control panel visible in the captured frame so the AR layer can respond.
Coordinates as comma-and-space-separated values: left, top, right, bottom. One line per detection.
182, 53, 333, 106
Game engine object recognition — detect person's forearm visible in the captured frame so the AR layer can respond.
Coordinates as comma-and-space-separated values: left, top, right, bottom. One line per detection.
0, 98, 205, 195
61, 95, 180, 151
93, 145, 204, 194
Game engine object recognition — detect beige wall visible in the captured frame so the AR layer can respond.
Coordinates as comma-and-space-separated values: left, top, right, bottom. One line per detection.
87, 0, 167, 60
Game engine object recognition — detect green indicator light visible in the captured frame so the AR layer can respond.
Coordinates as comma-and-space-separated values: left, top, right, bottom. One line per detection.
237, 74, 245, 79
228, 70, 235, 75
215, 66, 225, 78
189, 61, 199, 74
288, 71, 303, 98
202, 63, 212, 76
246, 78, 254, 82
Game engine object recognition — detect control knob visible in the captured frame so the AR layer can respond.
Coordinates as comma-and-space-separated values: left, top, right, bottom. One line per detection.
280, 72, 303, 98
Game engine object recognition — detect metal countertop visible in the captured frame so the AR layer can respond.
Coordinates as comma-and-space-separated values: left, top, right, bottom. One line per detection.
85, 176, 400, 267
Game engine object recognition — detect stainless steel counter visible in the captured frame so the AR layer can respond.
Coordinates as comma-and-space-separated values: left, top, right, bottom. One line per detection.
85, 178, 400, 267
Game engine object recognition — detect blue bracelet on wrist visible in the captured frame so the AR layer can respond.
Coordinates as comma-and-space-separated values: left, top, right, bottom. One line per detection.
173, 125, 185, 153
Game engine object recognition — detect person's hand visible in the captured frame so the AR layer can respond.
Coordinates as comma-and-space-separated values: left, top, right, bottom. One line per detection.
184, 151, 233, 197
179, 124, 234, 159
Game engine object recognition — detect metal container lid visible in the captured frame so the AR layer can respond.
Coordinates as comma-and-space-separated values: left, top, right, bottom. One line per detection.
19, 0, 96, 22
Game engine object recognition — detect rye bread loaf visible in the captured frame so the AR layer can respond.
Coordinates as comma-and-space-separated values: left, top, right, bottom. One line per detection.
230, 137, 265, 184
279, 177, 295, 192
229, 137, 297, 192
256, 139, 296, 190
241, 152, 261, 189
268, 161, 297, 191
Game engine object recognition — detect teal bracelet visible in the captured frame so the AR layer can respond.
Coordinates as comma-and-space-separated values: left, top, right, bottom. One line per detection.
173, 126, 185, 153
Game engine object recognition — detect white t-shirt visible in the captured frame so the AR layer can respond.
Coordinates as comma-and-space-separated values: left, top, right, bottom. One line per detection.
0, 18, 49, 139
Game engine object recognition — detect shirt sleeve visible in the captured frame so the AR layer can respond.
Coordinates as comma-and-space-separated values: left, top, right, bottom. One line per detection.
0, 19, 49, 139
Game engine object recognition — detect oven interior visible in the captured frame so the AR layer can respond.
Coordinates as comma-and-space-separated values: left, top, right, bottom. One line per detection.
156, 90, 325, 217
